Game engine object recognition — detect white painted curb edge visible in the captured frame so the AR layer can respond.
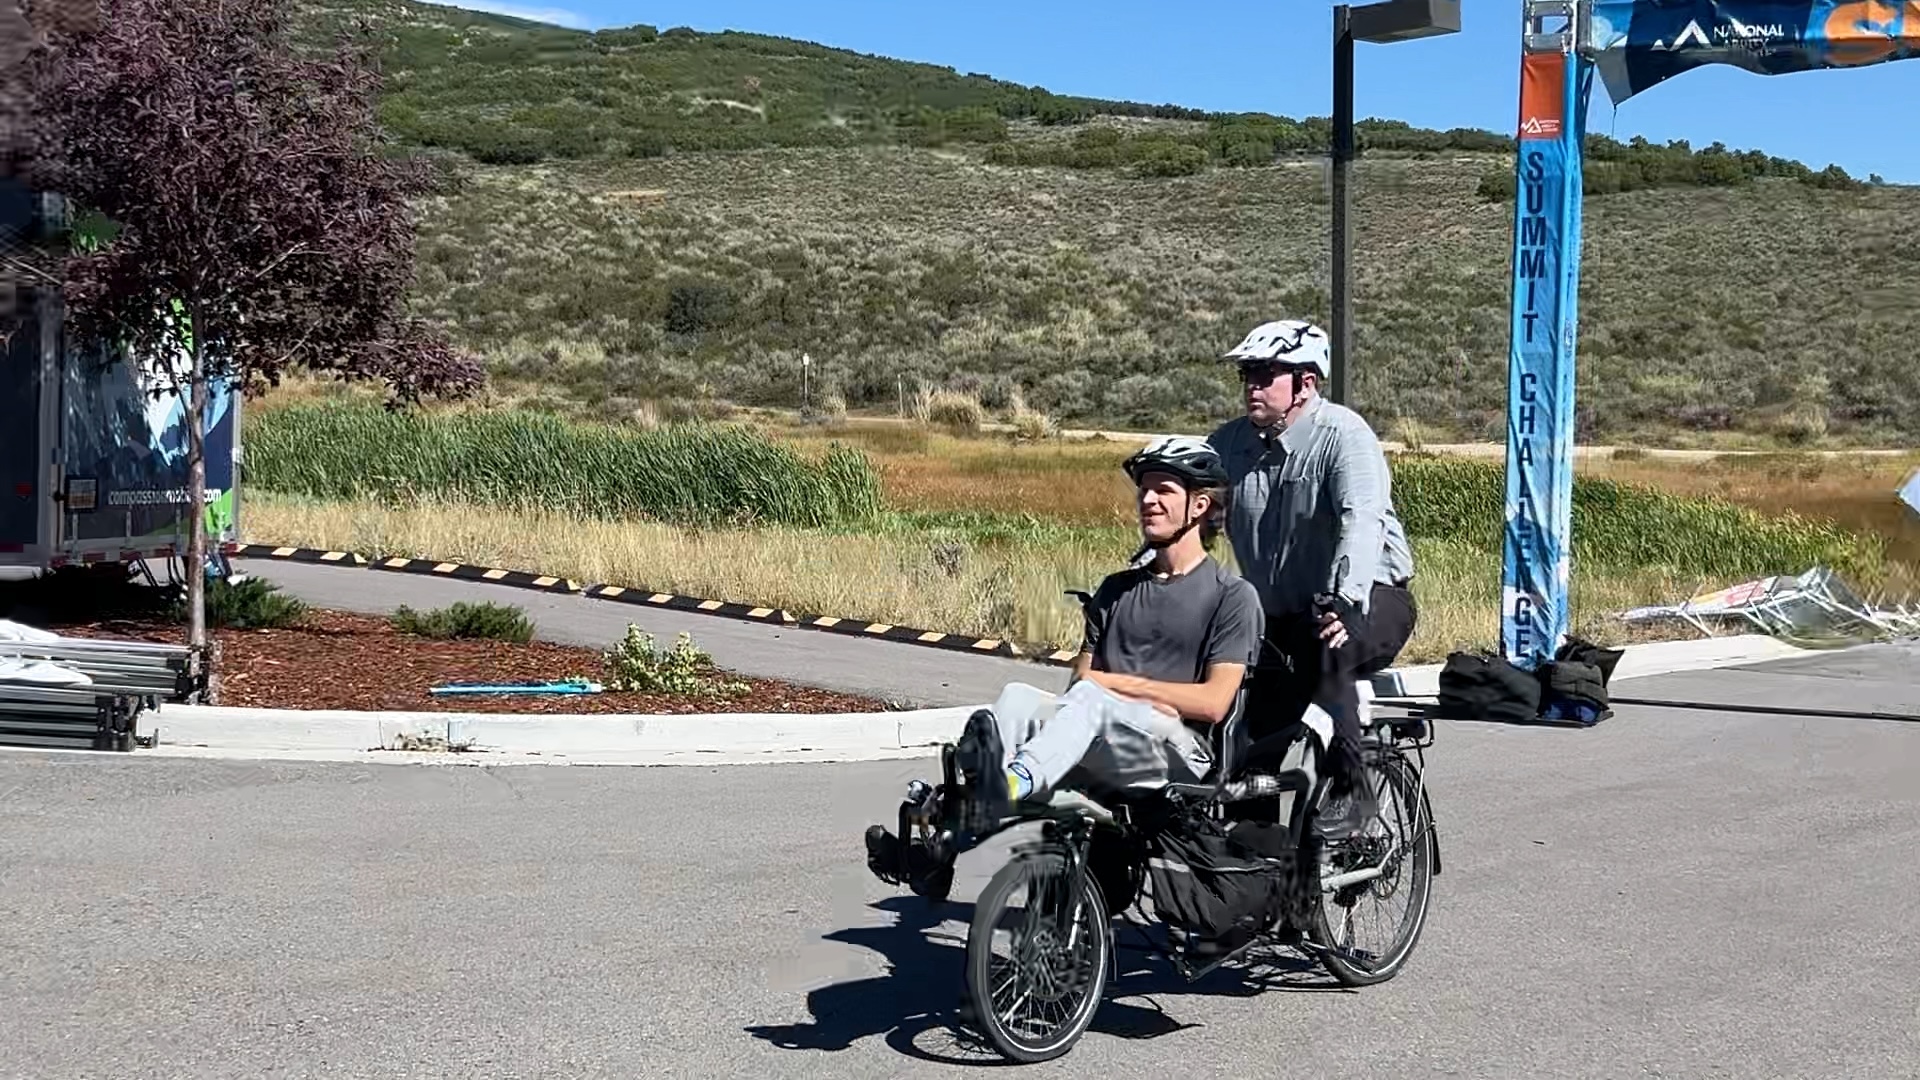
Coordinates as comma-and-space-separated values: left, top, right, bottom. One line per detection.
117, 633, 1821, 766
142, 703, 979, 758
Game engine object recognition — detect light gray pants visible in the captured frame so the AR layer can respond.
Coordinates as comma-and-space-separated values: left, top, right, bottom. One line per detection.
985, 680, 1215, 798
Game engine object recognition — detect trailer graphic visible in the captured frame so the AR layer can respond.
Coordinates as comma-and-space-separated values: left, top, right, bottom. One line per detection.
2, 178, 240, 572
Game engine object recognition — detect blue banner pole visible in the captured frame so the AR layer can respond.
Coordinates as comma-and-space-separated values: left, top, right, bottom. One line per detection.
1501, 10, 1593, 671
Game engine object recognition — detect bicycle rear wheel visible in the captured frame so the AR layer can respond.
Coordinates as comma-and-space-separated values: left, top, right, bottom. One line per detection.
964, 847, 1111, 1063
1312, 747, 1435, 986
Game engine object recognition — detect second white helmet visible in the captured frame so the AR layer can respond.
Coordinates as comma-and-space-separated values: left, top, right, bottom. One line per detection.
1222, 319, 1331, 380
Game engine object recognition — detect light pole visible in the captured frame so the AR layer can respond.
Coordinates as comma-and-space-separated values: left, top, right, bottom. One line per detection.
1328, 0, 1461, 407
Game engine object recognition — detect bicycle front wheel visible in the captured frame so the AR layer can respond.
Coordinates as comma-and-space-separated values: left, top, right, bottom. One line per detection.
964, 848, 1111, 1063
1312, 747, 1436, 986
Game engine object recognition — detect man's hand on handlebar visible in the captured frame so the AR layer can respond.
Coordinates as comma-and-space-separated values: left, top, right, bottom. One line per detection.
1314, 590, 1367, 651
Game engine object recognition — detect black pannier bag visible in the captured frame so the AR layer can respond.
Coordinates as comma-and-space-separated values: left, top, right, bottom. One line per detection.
1145, 805, 1306, 953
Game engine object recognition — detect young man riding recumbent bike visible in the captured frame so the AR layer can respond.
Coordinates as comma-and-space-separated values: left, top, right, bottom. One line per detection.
860, 436, 1440, 1064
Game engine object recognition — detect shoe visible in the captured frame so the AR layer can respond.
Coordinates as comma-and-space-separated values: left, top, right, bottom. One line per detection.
866, 824, 906, 885
1315, 771, 1379, 840
865, 824, 949, 895
953, 708, 1011, 839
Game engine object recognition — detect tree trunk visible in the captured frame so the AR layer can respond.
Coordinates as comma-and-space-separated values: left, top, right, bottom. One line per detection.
185, 317, 208, 675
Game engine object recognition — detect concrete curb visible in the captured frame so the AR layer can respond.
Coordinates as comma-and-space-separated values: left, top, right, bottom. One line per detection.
106, 633, 1822, 768
141, 702, 979, 764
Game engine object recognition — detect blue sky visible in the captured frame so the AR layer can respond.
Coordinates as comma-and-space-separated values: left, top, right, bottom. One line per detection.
457, 0, 1920, 183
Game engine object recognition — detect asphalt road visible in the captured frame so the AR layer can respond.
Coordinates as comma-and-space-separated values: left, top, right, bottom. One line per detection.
239, 558, 1073, 708
3, 642, 1916, 1078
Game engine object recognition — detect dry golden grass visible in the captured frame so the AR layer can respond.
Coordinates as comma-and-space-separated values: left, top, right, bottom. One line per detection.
245, 492, 1126, 650
238, 387, 1914, 661
773, 420, 1141, 526
1583, 451, 1920, 567
242, 492, 1707, 663
775, 421, 1920, 576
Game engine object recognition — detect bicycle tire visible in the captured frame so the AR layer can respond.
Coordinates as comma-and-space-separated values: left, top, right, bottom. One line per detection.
1312, 748, 1435, 987
964, 848, 1111, 1064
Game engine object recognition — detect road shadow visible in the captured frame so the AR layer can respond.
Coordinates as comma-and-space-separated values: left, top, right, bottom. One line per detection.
744, 897, 1350, 1064
744, 894, 999, 1065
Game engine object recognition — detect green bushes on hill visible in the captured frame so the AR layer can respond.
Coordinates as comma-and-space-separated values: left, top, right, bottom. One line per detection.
299, 0, 1863, 196
1477, 136, 1870, 201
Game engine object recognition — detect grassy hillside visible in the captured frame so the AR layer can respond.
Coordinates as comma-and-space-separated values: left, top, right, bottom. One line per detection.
291, 0, 1918, 445
411, 149, 1920, 444
297, 0, 1211, 162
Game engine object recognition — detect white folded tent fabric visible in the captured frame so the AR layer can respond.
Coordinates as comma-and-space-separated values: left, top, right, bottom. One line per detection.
0, 658, 93, 686
0, 619, 62, 644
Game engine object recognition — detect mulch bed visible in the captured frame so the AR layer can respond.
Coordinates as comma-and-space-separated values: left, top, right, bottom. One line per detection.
57, 609, 896, 715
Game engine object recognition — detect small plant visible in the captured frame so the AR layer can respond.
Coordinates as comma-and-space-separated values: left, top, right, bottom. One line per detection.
912, 387, 985, 433
803, 389, 848, 425
1476, 169, 1517, 202
391, 601, 535, 643
1006, 388, 1057, 441
601, 625, 749, 697
1386, 415, 1428, 454
198, 576, 307, 630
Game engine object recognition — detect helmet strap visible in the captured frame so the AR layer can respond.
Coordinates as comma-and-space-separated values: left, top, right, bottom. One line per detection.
1133, 490, 1205, 570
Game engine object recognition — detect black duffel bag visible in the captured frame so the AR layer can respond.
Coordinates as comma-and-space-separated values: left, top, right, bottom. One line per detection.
1536, 635, 1623, 725
1435, 650, 1541, 724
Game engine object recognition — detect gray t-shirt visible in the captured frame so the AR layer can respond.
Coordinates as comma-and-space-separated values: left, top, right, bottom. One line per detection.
1081, 556, 1266, 687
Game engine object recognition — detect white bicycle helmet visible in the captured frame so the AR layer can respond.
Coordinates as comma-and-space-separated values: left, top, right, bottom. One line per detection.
1123, 435, 1229, 490
1121, 435, 1230, 566
1222, 319, 1332, 380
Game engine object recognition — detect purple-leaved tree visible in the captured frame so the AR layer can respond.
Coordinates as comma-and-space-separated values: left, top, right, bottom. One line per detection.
22, 0, 483, 663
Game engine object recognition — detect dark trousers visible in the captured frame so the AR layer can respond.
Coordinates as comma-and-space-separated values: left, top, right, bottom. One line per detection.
1244, 580, 1419, 750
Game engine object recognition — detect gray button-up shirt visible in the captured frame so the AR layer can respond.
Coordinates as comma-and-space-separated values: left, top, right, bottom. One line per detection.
1207, 396, 1415, 616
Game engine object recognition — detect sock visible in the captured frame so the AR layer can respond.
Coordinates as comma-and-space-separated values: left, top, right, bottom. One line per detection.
1008, 759, 1035, 800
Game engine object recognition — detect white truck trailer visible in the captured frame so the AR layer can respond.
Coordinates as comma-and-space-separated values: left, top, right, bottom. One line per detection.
1, 177, 240, 579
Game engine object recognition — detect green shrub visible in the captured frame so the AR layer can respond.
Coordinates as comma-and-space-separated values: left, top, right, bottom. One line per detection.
664, 280, 735, 334
1134, 142, 1208, 178
247, 402, 885, 528
199, 576, 307, 630
391, 601, 536, 643
602, 626, 748, 697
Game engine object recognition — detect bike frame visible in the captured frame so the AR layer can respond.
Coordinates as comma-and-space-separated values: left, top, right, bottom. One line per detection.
953, 709, 1440, 986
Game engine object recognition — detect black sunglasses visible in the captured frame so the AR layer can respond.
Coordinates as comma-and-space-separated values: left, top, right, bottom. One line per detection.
1239, 363, 1306, 387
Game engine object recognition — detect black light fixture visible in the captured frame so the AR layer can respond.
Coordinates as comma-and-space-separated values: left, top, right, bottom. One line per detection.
1328, 0, 1462, 407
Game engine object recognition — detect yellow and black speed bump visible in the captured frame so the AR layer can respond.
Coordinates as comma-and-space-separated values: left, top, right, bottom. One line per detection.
787, 613, 1022, 658
587, 584, 796, 625
583, 585, 1028, 658
238, 541, 1071, 665
233, 543, 368, 566
370, 556, 582, 593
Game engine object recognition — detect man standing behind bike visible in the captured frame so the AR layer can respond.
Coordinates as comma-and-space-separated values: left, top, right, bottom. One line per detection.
1206, 318, 1417, 836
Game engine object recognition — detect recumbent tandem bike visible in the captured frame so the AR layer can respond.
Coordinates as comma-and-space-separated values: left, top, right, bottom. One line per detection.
872, 622, 1442, 1064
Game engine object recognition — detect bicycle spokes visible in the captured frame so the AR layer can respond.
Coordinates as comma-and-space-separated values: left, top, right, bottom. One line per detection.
1320, 759, 1423, 968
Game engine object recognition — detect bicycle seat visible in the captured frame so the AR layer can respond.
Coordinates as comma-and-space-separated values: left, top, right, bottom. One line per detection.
1043, 789, 1118, 826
